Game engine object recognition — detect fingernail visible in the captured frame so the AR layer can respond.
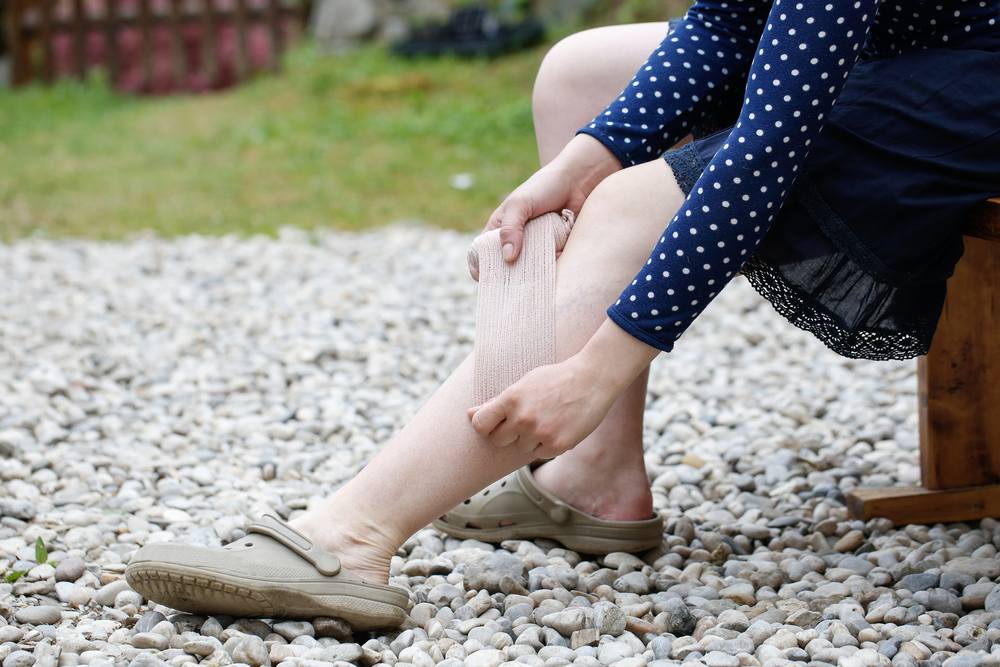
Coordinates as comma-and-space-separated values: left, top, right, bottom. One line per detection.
502, 243, 514, 261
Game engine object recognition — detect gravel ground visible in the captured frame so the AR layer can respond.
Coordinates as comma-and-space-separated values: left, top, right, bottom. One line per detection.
2, 227, 999, 667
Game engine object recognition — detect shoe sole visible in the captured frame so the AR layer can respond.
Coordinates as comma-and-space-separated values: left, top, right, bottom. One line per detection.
431, 518, 661, 555
126, 563, 408, 630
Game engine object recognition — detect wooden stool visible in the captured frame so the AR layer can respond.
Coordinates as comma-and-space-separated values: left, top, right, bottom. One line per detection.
846, 198, 1000, 525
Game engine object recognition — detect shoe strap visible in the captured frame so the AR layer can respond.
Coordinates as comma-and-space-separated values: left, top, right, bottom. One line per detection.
247, 514, 342, 576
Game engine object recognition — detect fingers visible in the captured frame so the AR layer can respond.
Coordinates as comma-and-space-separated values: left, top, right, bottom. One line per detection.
469, 398, 507, 436
469, 396, 525, 447
488, 420, 521, 448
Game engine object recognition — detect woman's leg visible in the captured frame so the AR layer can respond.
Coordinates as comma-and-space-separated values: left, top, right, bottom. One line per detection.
532, 23, 675, 165
293, 159, 685, 584
529, 23, 674, 520
290, 23, 679, 584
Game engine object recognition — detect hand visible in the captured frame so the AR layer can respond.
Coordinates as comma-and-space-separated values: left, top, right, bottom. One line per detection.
467, 355, 617, 459
487, 135, 621, 263
467, 319, 661, 457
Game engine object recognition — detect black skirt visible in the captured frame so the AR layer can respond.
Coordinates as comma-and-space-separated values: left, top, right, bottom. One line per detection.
662, 42, 1000, 361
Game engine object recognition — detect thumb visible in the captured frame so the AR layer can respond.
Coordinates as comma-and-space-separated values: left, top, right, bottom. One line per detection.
470, 396, 507, 436
498, 199, 531, 263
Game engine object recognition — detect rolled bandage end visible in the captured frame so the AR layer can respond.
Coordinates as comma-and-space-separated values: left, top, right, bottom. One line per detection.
467, 209, 576, 282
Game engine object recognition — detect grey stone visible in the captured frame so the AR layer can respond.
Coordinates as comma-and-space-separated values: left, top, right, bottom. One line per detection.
661, 598, 696, 636
541, 608, 587, 636
925, 589, 963, 615
313, 617, 352, 640
135, 612, 168, 634
613, 572, 650, 595
571, 628, 599, 649
323, 644, 364, 662
0, 499, 35, 521
3, 651, 36, 667
984, 587, 1000, 612
505, 603, 534, 621
942, 558, 1000, 580
463, 648, 504, 667
14, 605, 62, 625
962, 582, 994, 609
271, 621, 314, 641
592, 601, 626, 636
597, 640, 634, 663
0, 626, 25, 643
897, 573, 939, 592
130, 633, 169, 650
230, 636, 269, 666
463, 550, 526, 594
703, 651, 740, 667
720, 582, 755, 605
54, 557, 86, 583
834, 530, 865, 553
182, 640, 221, 657
93, 579, 132, 607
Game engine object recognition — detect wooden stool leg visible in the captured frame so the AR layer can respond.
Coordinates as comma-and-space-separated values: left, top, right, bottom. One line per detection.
847, 235, 1000, 525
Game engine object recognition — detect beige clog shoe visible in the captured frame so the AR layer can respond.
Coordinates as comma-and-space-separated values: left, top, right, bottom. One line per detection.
433, 466, 663, 554
125, 513, 410, 630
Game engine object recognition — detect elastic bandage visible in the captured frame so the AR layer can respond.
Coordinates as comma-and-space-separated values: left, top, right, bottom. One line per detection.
467, 210, 575, 405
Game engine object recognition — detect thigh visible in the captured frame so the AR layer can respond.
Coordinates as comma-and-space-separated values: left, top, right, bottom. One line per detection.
533, 22, 672, 164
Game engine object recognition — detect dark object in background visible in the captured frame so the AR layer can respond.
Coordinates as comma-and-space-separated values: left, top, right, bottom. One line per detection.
392, 4, 544, 58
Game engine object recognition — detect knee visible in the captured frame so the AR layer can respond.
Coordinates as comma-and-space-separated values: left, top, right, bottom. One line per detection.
582, 160, 686, 224
532, 29, 600, 125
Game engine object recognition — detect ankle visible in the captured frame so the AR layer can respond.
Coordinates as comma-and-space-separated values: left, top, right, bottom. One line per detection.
532, 457, 653, 522
288, 507, 400, 586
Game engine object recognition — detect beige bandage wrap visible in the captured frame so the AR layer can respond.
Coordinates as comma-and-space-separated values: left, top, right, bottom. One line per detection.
467, 209, 575, 406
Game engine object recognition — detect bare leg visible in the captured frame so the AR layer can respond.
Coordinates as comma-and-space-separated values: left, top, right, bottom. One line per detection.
529, 23, 673, 520
293, 159, 684, 583
291, 23, 679, 584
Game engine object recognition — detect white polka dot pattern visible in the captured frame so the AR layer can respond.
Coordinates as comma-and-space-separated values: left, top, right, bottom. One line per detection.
578, 0, 998, 352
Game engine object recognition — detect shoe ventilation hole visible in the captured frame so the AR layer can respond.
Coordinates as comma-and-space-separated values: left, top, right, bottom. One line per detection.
500, 481, 507, 487
482, 490, 490, 496
244, 542, 253, 547
463, 499, 471, 504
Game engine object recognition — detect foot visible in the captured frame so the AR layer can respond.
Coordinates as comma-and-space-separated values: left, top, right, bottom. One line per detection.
288, 509, 397, 586
531, 454, 654, 522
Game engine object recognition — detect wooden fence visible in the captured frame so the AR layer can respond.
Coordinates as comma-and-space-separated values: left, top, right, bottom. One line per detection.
4, 0, 312, 93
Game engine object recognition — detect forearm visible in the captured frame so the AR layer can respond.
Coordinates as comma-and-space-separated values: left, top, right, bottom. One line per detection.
577, 318, 660, 398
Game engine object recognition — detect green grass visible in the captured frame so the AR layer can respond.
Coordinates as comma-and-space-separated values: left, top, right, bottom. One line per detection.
0, 0, 691, 241
0, 43, 546, 240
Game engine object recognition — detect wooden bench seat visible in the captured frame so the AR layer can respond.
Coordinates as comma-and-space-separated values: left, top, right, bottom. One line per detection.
846, 198, 1000, 525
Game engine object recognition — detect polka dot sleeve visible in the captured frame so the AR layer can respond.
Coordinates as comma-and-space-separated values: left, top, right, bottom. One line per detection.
608, 0, 880, 352
576, 1, 769, 168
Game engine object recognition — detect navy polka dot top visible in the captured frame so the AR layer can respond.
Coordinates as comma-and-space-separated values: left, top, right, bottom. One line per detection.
577, 0, 999, 352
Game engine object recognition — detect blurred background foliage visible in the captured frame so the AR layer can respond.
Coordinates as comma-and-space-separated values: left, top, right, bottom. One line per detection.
0, 0, 691, 240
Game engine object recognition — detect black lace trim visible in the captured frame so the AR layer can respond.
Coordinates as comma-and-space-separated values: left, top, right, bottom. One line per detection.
661, 141, 944, 361
740, 254, 935, 361
661, 145, 704, 195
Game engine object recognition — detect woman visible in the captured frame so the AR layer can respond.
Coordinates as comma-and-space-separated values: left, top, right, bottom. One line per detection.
126, 0, 1000, 629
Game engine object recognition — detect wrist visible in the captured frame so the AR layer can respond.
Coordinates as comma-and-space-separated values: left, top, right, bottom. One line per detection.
549, 135, 623, 196
577, 319, 660, 396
